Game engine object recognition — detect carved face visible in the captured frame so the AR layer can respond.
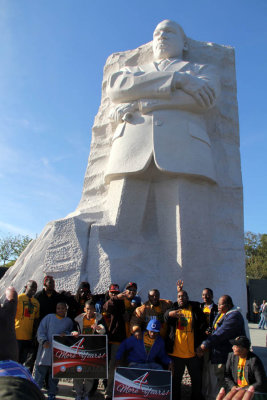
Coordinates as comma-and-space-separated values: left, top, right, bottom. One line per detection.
153, 20, 185, 61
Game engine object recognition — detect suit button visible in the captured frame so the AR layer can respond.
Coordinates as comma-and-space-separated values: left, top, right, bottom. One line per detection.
155, 119, 163, 126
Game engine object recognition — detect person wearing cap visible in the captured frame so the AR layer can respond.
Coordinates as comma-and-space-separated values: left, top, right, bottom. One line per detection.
196, 295, 246, 400
164, 290, 207, 400
130, 288, 172, 338
116, 319, 172, 370
102, 282, 138, 400
131, 295, 142, 309
225, 336, 267, 393
34, 276, 62, 322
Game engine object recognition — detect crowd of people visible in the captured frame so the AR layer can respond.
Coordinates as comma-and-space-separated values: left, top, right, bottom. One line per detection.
0, 276, 266, 400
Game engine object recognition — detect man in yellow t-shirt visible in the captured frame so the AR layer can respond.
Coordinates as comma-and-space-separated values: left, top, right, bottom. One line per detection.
164, 290, 207, 400
15, 280, 40, 370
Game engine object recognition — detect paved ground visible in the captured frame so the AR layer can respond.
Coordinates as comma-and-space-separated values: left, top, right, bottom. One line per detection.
248, 322, 267, 372
50, 323, 267, 400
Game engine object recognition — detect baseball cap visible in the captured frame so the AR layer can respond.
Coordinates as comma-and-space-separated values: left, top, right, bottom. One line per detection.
131, 295, 142, 306
109, 284, 120, 293
230, 336, 250, 349
146, 319, 161, 332
43, 275, 54, 285
126, 282, 137, 290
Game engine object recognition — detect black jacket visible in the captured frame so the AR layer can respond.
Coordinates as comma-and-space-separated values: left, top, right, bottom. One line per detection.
202, 308, 246, 364
34, 289, 62, 321
200, 302, 218, 331
0, 296, 18, 362
225, 351, 267, 393
164, 301, 207, 354
102, 296, 126, 343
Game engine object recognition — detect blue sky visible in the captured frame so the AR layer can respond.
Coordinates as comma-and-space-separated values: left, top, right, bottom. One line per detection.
0, 0, 266, 239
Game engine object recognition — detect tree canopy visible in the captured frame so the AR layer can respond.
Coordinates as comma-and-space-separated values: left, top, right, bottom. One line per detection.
245, 231, 267, 279
0, 234, 32, 266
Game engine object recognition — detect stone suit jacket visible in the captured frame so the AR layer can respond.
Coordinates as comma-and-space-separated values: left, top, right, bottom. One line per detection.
105, 58, 220, 183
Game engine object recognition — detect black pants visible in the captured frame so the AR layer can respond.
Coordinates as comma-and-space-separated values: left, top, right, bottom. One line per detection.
17, 340, 36, 372
171, 356, 202, 400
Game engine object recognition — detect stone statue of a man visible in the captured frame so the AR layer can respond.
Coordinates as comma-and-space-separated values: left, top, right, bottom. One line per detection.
106, 20, 220, 183
104, 20, 220, 237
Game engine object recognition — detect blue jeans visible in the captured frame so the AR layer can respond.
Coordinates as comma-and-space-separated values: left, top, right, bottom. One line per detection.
258, 314, 266, 329
34, 365, 59, 395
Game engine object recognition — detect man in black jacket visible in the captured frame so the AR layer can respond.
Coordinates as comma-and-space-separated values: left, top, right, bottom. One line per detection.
34, 276, 62, 322
164, 290, 207, 400
201, 288, 218, 332
225, 336, 267, 393
102, 282, 138, 400
201, 287, 218, 400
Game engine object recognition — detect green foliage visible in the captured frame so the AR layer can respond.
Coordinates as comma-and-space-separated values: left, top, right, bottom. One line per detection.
0, 235, 32, 266
245, 231, 267, 279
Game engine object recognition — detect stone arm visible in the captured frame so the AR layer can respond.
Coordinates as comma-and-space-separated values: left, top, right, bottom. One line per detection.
108, 70, 174, 103
107, 64, 220, 119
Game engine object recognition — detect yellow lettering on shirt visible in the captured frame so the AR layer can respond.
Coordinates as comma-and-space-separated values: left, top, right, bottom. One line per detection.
169, 306, 195, 358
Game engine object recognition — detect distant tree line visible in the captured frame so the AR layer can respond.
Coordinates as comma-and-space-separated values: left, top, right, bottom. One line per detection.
0, 232, 267, 280
245, 231, 267, 279
0, 234, 32, 267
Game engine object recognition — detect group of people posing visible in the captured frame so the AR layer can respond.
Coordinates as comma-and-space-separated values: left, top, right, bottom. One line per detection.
0, 276, 267, 400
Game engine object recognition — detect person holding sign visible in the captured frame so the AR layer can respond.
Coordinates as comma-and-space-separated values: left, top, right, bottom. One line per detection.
71, 299, 106, 400
34, 302, 73, 400
116, 319, 172, 371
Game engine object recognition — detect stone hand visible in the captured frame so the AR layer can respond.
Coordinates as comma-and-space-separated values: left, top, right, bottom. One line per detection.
174, 72, 216, 108
109, 102, 138, 123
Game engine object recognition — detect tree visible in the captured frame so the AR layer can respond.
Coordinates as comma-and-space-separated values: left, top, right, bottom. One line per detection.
0, 234, 32, 266
245, 231, 267, 279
